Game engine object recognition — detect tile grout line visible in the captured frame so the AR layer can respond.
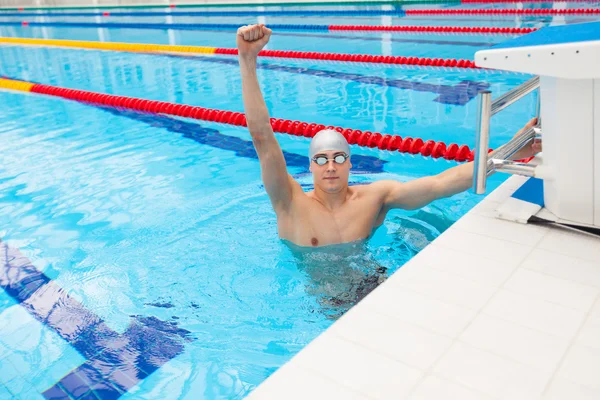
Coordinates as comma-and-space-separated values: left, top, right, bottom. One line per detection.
404, 226, 548, 398
540, 292, 600, 397
451, 216, 550, 246
416, 247, 600, 297
392, 258, 580, 308
524, 237, 600, 265
518, 264, 600, 292
334, 311, 572, 393
328, 327, 440, 372
432, 226, 535, 264
294, 359, 378, 400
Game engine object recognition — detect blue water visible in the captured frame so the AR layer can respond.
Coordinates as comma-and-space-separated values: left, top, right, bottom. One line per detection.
0, 3, 575, 399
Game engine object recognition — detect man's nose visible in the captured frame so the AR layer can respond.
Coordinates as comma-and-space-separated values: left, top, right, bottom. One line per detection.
326, 159, 337, 170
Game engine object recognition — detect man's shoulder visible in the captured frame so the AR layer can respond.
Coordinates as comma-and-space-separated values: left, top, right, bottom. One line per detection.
350, 181, 393, 201
356, 180, 397, 193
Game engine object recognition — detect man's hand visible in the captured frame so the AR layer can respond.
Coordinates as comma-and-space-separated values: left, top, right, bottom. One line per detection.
237, 24, 272, 60
509, 117, 542, 161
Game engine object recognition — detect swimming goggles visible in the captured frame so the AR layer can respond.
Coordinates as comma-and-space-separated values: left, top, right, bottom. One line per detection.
311, 153, 349, 166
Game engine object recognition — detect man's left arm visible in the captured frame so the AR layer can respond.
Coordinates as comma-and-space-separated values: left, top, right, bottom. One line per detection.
376, 118, 540, 210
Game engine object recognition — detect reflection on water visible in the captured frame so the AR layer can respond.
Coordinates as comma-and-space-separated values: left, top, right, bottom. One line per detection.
284, 239, 388, 320
281, 206, 456, 320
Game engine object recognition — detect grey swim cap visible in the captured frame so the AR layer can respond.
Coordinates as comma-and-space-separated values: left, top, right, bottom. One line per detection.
309, 129, 351, 159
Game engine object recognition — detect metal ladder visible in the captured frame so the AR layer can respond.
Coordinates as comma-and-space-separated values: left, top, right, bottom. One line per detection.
472, 76, 542, 194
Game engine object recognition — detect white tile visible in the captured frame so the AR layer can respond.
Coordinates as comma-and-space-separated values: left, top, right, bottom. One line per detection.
388, 262, 497, 310
483, 290, 587, 339
459, 314, 569, 373
470, 199, 501, 219
414, 243, 517, 287
471, 198, 501, 211
294, 334, 423, 400
590, 298, 600, 320
521, 249, 600, 289
452, 213, 548, 247
495, 197, 542, 224
409, 375, 495, 400
576, 315, 600, 350
357, 282, 477, 338
538, 229, 600, 264
556, 344, 600, 391
433, 342, 550, 400
503, 175, 531, 190
433, 228, 533, 267
484, 184, 517, 203
246, 362, 368, 400
329, 308, 453, 370
543, 377, 600, 400
504, 269, 599, 311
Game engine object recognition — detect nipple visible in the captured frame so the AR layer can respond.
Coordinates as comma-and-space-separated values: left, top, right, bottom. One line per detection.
311, 237, 319, 246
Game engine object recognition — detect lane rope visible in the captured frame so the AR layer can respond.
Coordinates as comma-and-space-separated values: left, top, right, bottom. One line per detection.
1, 7, 599, 16
0, 37, 480, 69
0, 76, 480, 162
0, 20, 537, 35
405, 7, 600, 14
0, 0, 458, 11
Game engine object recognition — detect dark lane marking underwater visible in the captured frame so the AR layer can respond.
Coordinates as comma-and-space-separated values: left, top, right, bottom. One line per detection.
99, 106, 388, 173
0, 77, 387, 173
270, 30, 497, 47
0, 242, 192, 399
160, 55, 491, 106
0, 21, 497, 47
0, 104, 387, 398
0, 47, 489, 105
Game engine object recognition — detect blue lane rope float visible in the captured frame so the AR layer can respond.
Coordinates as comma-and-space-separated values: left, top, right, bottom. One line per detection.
0, 9, 408, 17
0, 21, 332, 31
0, 21, 536, 35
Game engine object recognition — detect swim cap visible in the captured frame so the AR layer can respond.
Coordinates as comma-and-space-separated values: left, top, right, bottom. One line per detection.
309, 129, 351, 159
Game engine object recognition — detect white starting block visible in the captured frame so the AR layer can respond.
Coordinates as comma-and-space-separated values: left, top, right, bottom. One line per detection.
474, 21, 600, 230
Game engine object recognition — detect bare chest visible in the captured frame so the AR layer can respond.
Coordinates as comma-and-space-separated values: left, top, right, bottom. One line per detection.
278, 194, 383, 247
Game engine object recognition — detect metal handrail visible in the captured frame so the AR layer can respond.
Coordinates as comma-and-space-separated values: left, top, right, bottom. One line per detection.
473, 91, 492, 194
490, 159, 536, 177
489, 126, 538, 164
491, 76, 540, 116
472, 77, 541, 194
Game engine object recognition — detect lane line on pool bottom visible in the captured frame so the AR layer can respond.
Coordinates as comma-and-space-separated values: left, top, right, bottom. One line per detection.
2, 7, 600, 16
0, 241, 193, 399
0, 76, 480, 162
0, 44, 490, 105
158, 53, 491, 106
1, 20, 538, 35
101, 105, 388, 173
0, 36, 480, 69
0, 0, 457, 11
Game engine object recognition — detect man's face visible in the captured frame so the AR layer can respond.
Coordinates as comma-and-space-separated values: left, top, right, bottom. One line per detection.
310, 150, 352, 193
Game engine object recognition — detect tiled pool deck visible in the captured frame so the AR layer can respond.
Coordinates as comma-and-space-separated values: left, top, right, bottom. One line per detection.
248, 174, 600, 400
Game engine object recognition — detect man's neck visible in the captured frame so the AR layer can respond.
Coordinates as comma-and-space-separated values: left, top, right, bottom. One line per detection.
312, 185, 350, 211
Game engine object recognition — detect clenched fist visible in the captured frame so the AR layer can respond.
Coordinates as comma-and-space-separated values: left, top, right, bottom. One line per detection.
236, 24, 272, 60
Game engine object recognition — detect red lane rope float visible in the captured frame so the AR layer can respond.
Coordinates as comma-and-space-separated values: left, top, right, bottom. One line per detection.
214, 48, 478, 68
328, 25, 537, 34
9, 80, 478, 162
405, 8, 600, 15
0, 37, 479, 69
463, 0, 597, 3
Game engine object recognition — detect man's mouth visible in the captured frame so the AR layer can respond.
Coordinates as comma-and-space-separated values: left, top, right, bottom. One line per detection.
323, 177, 339, 180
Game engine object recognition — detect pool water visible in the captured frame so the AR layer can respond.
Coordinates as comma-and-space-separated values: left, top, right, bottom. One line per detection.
0, 3, 573, 399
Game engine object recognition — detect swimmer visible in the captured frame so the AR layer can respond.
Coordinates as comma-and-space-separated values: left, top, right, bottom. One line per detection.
237, 24, 542, 248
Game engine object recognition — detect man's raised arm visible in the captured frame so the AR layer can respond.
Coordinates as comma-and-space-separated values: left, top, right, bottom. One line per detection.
238, 24, 296, 212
